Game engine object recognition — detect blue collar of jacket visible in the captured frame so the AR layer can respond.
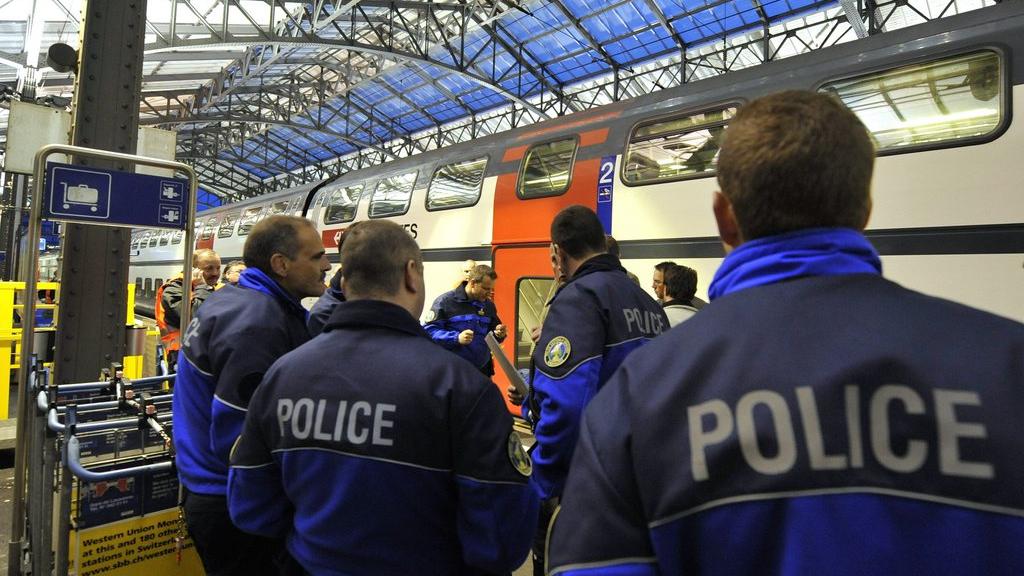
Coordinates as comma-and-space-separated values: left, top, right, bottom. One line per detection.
454, 281, 471, 303
708, 227, 882, 301
323, 299, 429, 339
237, 267, 308, 320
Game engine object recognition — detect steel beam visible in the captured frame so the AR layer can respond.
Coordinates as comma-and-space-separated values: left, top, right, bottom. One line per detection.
56, 0, 147, 383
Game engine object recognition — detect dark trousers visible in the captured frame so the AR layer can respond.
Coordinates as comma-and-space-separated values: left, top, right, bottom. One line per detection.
182, 487, 296, 576
166, 349, 179, 374
532, 498, 559, 576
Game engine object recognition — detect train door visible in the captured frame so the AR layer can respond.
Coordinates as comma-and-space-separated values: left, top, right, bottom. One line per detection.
491, 244, 558, 414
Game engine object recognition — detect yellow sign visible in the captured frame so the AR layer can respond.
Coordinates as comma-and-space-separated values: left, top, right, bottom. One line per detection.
69, 508, 204, 575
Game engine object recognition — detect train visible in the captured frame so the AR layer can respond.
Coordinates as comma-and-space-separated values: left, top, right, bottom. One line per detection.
52, 3, 1021, 403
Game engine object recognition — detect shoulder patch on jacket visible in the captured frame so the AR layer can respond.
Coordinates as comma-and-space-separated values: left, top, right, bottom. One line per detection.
508, 432, 532, 477
544, 336, 571, 368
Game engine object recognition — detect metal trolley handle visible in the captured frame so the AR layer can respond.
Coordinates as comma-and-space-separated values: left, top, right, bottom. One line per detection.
64, 436, 173, 482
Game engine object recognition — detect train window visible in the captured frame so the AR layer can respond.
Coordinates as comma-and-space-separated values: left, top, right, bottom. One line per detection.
218, 213, 238, 238
144, 278, 153, 299
199, 216, 219, 241
288, 196, 304, 214
148, 232, 159, 248
158, 231, 170, 246
623, 106, 735, 185
515, 277, 557, 369
518, 138, 577, 199
324, 184, 363, 224
171, 230, 183, 245
427, 157, 487, 211
267, 201, 291, 216
369, 171, 416, 218
820, 51, 1003, 152
237, 206, 264, 236
135, 278, 142, 297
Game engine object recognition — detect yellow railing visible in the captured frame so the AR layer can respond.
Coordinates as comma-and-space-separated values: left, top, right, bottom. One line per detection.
0, 282, 137, 419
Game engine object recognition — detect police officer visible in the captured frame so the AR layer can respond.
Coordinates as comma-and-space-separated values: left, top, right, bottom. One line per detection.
228, 220, 538, 575
525, 205, 667, 574
173, 215, 330, 575
424, 264, 507, 375
546, 91, 1024, 575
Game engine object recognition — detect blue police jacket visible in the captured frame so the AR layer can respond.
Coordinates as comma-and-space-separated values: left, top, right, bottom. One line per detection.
228, 299, 539, 576
528, 253, 668, 499
547, 274, 1024, 576
423, 281, 504, 372
172, 268, 311, 496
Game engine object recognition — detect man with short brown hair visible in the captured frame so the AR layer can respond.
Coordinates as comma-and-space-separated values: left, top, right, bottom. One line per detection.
547, 91, 1024, 576
228, 221, 537, 575
173, 215, 330, 575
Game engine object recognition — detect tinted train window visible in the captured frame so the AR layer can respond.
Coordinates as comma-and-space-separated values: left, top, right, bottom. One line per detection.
820, 51, 1003, 152
515, 277, 557, 369
171, 230, 183, 245
624, 107, 735, 185
324, 184, 363, 224
148, 233, 159, 248
369, 172, 416, 218
200, 216, 218, 241
519, 138, 576, 199
158, 231, 170, 246
218, 213, 238, 238
427, 157, 487, 211
135, 278, 142, 297
237, 206, 264, 236
144, 278, 153, 298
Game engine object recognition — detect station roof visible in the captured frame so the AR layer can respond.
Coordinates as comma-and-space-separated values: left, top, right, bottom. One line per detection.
0, 0, 995, 204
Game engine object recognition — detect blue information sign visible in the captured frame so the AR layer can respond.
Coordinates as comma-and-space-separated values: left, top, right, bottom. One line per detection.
596, 155, 616, 234
44, 162, 190, 229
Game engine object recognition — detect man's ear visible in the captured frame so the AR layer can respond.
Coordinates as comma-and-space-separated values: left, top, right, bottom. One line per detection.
860, 195, 873, 230
551, 243, 564, 272
404, 260, 421, 294
269, 252, 289, 278
713, 191, 742, 252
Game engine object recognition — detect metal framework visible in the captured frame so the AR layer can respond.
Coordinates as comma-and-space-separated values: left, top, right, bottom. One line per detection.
0, 0, 998, 199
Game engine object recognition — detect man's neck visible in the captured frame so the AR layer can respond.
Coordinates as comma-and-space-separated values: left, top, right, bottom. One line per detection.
565, 251, 604, 278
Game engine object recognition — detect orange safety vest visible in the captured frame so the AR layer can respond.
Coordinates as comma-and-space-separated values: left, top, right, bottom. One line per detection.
154, 274, 183, 352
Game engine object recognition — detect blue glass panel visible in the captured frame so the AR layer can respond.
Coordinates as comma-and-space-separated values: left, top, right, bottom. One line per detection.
435, 69, 476, 94
523, 29, 586, 63
585, 2, 650, 44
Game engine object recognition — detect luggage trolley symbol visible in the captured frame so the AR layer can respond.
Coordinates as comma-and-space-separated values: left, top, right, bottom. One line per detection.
61, 183, 100, 212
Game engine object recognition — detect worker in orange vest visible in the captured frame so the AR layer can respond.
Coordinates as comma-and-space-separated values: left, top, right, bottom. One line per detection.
155, 248, 221, 372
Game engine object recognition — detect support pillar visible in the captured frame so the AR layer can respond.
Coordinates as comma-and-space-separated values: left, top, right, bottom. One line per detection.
56, 0, 148, 384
